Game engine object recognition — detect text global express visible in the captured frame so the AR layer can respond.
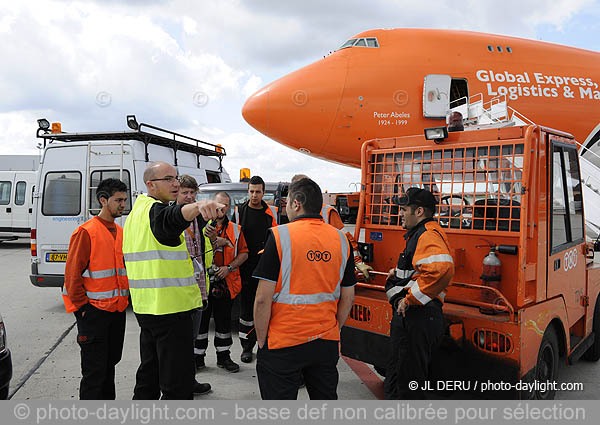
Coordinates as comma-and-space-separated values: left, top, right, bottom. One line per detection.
476, 70, 600, 100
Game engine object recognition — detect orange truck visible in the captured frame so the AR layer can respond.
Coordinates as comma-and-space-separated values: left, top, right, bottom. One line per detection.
323, 192, 361, 223
341, 123, 600, 399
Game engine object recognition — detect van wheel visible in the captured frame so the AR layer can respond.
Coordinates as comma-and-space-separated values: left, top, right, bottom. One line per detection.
534, 326, 559, 400
583, 296, 600, 361
374, 365, 386, 377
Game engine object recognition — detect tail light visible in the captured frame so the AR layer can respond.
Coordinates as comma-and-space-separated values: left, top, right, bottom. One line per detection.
472, 328, 512, 354
31, 229, 37, 256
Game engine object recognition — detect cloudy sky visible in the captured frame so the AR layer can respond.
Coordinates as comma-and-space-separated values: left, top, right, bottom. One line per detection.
1, 0, 599, 191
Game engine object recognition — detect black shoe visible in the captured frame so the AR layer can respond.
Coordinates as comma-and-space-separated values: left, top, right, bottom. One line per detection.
195, 355, 206, 371
240, 350, 253, 363
193, 381, 212, 395
217, 358, 240, 373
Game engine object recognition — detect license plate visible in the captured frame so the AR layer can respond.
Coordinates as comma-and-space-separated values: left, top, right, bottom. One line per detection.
46, 252, 67, 262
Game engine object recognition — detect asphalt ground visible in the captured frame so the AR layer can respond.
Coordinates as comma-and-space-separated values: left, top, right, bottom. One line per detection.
1, 237, 599, 400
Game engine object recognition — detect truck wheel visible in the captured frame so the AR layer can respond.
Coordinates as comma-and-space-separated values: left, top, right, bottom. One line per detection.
374, 365, 386, 377
583, 296, 600, 361
534, 326, 559, 400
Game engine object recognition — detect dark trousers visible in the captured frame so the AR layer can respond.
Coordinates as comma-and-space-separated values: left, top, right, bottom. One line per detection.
196, 293, 233, 360
74, 306, 126, 400
239, 276, 258, 352
133, 311, 195, 400
257, 339, 339, 400
384, 300, 445, 399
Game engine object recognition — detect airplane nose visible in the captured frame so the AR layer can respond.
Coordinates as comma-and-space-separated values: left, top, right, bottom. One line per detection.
242, 55, 348, 156
242, 88, 271, 135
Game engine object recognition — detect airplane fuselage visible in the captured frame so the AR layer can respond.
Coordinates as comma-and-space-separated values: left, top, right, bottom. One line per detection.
242, 29, 600, 167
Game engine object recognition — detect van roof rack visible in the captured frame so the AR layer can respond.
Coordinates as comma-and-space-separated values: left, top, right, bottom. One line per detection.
36, 117, 225, 168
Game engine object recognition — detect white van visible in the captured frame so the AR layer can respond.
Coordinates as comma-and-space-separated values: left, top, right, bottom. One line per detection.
0, 170, 37, 242
30, 116, 231, 287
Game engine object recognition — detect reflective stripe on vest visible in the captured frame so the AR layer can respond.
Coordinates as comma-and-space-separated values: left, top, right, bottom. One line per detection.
269, 205, 278, 224
233, 224, 240, 258
321, 205, 334, 224
124, 250, 189, 262
82, 268, 127, 279
273, 224, 348, 305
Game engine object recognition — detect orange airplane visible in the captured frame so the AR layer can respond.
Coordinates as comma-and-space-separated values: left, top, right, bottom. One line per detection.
242, 28, 600, 167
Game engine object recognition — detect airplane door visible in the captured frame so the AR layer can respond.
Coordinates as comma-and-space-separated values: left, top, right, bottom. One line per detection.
423, 74, 451, 119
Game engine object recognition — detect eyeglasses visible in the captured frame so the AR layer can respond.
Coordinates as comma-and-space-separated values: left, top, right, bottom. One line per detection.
150, 175, 180, 183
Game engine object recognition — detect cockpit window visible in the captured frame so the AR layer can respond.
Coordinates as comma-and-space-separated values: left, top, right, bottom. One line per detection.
366, 37, 379, 47
338, 39, 358, 50
337, 37, 379, 50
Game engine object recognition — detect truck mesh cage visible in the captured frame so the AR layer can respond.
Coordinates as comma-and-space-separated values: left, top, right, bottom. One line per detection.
366, 143, 525, 232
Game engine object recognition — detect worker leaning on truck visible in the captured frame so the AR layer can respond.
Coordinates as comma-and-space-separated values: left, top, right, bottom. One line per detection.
62, 178, 129, 400
383, 187, 454, 400
291, 174, 373, 279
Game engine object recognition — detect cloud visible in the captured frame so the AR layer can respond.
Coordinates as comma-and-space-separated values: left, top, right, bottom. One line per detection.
0, 0, 596, 194
216, 131, 361, 192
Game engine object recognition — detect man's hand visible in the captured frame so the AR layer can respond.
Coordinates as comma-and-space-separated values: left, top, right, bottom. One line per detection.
215, 266, 230, 280
387, 268, 396, 279
196, 200, 225, 221
396, 298, 408, 317
204, 222, 217, 240
215, 237, 234, 249
355, 262, 374, 279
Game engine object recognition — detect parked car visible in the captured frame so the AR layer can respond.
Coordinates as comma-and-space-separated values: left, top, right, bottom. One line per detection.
0, 312, 12, 399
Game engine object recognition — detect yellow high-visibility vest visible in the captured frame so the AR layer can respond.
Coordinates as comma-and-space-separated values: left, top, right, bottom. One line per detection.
123, 194, 202, 315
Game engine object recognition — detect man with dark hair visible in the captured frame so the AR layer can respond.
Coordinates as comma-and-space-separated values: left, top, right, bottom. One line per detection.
232, 175, 278, 363
198, 191, 248, 372
63, 178, 129, 399
253, 177, 356, 399
123, 161, 223, 400
384, 187, 454, 399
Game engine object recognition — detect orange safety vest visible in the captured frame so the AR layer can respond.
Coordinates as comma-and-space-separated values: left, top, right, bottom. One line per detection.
63, 217, 129, 313
235, 203, 278, 226
321, 204, 336, 225
268, 218, 350, 349
219, 221, 243, 299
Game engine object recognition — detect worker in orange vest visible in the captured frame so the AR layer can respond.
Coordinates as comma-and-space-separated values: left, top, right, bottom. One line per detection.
253, 177, 356, 399
199, 191, 249, 372
291, 174, 373, 279
62, 178, 129, 399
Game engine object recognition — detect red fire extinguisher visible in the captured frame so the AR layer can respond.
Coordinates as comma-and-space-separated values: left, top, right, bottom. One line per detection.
480, 246, 501, 314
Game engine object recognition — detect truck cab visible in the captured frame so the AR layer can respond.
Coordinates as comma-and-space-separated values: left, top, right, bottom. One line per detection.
342, 123, 600, 399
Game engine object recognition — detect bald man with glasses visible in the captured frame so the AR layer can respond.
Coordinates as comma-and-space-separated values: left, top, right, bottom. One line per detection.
123, 161, 224, 399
